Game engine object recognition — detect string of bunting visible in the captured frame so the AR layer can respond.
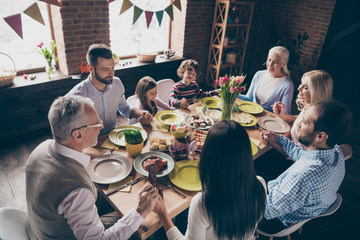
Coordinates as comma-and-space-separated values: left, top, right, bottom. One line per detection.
2, 0, 62, 39
110, 0, 182, 28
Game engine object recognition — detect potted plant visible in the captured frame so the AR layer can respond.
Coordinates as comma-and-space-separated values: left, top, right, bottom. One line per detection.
124, 129, 144, 157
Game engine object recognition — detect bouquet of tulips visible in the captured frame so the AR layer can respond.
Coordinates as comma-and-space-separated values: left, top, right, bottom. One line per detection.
215, 75, 246, 120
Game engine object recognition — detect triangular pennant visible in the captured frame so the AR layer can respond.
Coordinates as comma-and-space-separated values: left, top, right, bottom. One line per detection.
155, 11, 164, 26
24, 3, 45, 26
39, 0, 63, 7
120, 0, 133, 15
165, 4, 173, 20
133, 6, 143, 24
3, 14, 23, 38
145, 11, 154, 28
107, 0, 116, 3
173, 0, 182, 12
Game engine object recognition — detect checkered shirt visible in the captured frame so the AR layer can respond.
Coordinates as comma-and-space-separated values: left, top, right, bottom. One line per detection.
265, 135, 345, 226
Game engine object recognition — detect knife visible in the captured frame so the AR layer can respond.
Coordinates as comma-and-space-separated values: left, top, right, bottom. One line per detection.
159, 180, 186, 199
105, 177, 143, 196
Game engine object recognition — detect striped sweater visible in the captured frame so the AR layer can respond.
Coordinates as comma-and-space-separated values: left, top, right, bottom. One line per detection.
168, 81, 218, 108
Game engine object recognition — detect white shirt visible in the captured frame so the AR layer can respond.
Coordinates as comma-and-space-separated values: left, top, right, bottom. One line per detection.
256, 72, 286, 105
54, 141, 143, 239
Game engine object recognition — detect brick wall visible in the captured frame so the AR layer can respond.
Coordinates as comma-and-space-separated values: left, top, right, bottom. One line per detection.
244, 0, 336, 86
51, 0, 110, 75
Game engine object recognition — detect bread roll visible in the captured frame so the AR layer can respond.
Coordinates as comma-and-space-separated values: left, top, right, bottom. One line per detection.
151, 143, 159, 150
159, 144, 166, 151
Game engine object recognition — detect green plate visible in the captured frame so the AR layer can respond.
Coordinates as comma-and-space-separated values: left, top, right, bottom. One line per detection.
109, 126, 148, 147
238, 101, 264, 114
232, 112, 257, 127
169, 160, 201, 191
155, 111, 184, 126
251, 141, 258, 156
200, 97, 221, 109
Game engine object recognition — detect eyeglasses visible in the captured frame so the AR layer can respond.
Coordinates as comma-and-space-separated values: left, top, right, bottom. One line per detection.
72, 119, 103, 132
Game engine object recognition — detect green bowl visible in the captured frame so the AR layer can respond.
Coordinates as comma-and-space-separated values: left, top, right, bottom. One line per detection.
170, 128, 189, 139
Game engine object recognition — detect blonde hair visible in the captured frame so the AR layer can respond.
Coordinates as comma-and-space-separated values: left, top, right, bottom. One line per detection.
177, 59, 200, 79
268, 46, 290, 76
297, 70, 333, 110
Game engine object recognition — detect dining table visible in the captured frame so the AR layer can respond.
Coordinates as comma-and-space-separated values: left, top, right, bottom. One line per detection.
83, 97, 287, 240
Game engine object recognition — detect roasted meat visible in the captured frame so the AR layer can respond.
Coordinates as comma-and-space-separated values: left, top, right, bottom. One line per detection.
142, 155, 168, 173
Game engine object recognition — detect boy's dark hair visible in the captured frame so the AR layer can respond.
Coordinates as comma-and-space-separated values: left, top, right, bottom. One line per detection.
86, 44, 113, 67
177, 59, 200, 79
312, 98, 352, 147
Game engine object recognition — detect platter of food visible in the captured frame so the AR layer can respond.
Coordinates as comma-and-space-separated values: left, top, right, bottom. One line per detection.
134, 151, 175, 177
185, 114, 214, 130
150, 136, 173, 151
109, 126, 147, 147
86, 154, 132, 184
232, 112, 257, 127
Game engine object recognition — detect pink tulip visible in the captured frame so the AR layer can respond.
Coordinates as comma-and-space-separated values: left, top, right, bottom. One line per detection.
230, 75, 235, 81
219, 78, 223, 87
240, 86, 246, 92
234, 86, 239, 91
215, 79, 219, 86
230, 87, 235, 93
239, 75, 245, 83
229, 81, 233, 87
223, 76, 228, 85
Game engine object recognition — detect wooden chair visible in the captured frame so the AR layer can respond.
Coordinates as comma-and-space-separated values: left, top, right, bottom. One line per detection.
256, 193, 342, 240
157, 78, 175, 103
0, 207, 29, 240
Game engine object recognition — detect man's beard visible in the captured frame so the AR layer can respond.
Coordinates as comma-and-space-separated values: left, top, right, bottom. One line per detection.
297, 132, 316, 147
94, 68, 113, 85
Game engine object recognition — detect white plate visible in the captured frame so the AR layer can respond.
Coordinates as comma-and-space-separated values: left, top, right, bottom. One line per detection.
184, 114, 214, 130
258, 116, 291, 134
86, 154, 132, 184
109, 126, 148, 147
134, 151, 175, 178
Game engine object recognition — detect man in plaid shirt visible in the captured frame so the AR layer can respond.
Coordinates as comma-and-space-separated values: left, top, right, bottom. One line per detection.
258, 98, 352, 233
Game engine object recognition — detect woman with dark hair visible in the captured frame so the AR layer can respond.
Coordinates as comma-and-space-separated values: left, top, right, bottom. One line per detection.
129, 76, 172, 124
154, 120, 266, 240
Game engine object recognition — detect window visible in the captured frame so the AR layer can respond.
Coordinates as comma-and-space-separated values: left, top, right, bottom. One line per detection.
109, 0, 170, 58
0, 0, 52, 72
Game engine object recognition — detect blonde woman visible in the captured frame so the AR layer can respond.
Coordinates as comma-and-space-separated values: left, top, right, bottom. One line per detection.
237, 46, 294, 114
272, 70, 333, 148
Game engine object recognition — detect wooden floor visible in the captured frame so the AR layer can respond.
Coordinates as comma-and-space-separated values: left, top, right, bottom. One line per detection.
1, 126, 359, 240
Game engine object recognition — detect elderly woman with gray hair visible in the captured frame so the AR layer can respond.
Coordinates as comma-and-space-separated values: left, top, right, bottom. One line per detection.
237, 46, 294, 114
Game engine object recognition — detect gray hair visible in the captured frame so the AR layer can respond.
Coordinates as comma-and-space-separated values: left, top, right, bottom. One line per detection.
268, 46, 290, 76
48, 95, 95, 142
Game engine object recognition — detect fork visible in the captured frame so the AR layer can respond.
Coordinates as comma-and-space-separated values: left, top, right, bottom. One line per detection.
159, 180, 186, 199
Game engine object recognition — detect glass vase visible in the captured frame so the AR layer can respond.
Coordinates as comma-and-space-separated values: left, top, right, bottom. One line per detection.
45, 60, 56, 79
221, 100, 235, 120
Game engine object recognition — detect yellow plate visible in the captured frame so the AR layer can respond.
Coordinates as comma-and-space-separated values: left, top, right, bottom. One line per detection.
251, 141, 258, 155
238, 101, 264, 114
109, 126, 148, 147
169, 160, 201, 191
155, 111, 184, 126
232, 112, 257, 127
200, 97, 221, 109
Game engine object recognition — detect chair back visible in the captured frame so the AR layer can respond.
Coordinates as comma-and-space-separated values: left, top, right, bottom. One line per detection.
157, 78, 175, 103
257, 193, 342, 238
339, 144, 353, 160
127, 95, 138, 107
0, 207, 29, 240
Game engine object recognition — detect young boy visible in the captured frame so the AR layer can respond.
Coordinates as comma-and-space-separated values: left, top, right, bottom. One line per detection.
169, 59, 219, 109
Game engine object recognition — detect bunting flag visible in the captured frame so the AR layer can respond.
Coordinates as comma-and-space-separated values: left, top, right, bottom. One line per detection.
133, 6, 143, 24
39, 0, 63, 7
155, 10, 164, 26
145, 11, 154, 28
164, 4, 173, 20
173, 0, 182, 12
120, 0, 133, 15
3, 14, 23, 39
107, 0, 116, 3
24, 3, 45, 26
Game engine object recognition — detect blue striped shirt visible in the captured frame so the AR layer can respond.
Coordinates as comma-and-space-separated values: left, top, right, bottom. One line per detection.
265, 135, 345, 226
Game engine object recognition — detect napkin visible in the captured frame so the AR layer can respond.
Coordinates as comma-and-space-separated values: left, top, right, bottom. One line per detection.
101, 138, 119, 150
250, 137, 261, 147
195, 107, 203, 114
108, 176, 133, 193
151, 120, 170, 132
